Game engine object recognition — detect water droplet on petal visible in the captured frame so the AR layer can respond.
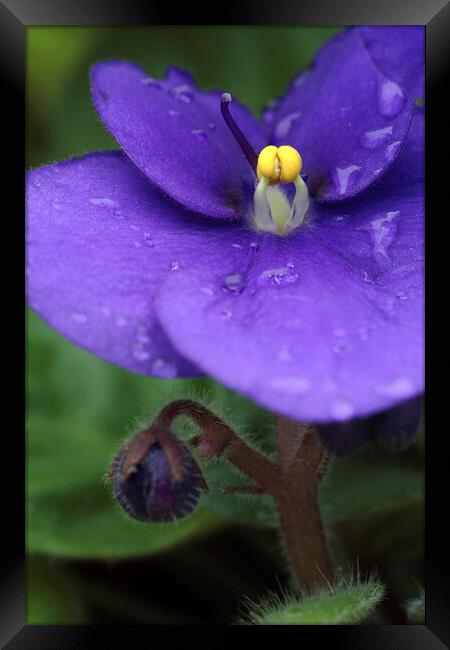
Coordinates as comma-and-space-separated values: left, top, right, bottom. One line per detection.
170, 261, 181, 271
274, 112, 301, 139
89, 197, 118, 208
223, 273, 245, 294
132, 342, 150, 362
220, 308, 232, 320
100, 306, 111, 317
278, 344, 293, 363
52, 199, 61, 210
200, 287, 214, 296
371, 210, 399, 261
385, 140, 401, 162
191, 129, 207, 142
140, 76, 161, 89
395, 291, 407, 300
250, 241, 259, 251
115, 315, 127, 327
360, 126, 393, 150
331, 398, 355, 421
208, 122, 215, 131
71, 312, 87, 324
168, 109, 180, 117
136, 325, 150, 343
151, 358, 177, 378
378, 378, 413, 399
258, 267, 299, 287
143, 233, 154, 247
231, 243, 242, 249
269, 376, 310, 395
134, 241, 142, 248
331, 165, 361, 196
170, 84, 193, 104
377, 77, 405, 118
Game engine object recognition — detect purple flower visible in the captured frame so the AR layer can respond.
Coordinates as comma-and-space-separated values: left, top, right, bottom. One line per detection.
26, 27, 424, 450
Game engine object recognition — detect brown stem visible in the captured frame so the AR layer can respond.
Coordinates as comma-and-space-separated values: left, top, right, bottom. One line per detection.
154, 400, 279, 491
153, 400, 333, 592
274, 418, 334, 592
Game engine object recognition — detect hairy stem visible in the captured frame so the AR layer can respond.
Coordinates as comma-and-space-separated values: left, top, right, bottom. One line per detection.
152, 400, 333, 592
274, 419, 334, 592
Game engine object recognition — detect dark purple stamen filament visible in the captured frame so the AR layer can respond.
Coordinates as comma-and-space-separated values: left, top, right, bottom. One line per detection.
221, 93, 258, 174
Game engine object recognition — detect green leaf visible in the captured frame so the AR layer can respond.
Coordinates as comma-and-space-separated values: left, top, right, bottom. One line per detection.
27, 310, 282, 559
404, 589, 425, 623
321, 455, 423, 525
244, 577, 385, 625
27, 558, 87, 623
28, 485, 223, 559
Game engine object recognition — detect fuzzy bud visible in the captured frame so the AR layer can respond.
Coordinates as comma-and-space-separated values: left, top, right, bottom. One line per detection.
110, 426, 207, 523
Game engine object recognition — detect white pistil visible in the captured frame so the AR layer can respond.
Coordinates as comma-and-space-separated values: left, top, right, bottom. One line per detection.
253, 175, 309, 235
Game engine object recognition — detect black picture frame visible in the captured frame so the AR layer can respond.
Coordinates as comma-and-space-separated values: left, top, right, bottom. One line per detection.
3, 0, 448, 645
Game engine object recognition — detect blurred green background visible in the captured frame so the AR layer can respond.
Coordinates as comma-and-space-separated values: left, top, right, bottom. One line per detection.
26, 27, 423, 625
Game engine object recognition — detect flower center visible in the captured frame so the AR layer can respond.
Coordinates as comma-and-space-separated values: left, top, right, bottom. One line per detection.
221, 93, 309, 236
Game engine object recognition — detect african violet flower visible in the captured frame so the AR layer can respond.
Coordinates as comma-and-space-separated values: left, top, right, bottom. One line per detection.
26, 27, 424, 454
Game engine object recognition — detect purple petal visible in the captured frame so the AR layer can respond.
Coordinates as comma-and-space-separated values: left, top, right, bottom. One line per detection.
316, 396, 422, 456
156, 180, 423, 423
382, 105, 424, 190
358, 26, 424, 98
26, 151, 256, 377
90, 61, 267, 219
268, 28, 422, 202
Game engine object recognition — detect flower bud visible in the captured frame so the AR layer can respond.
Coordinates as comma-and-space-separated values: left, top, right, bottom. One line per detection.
110, 426, 207, 523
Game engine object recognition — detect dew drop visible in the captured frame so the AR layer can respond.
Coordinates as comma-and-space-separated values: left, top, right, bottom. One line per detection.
33, 180, 42, 188
136, 324, 150, 343
132, 342, 151, 362
258, 267, 299, 286
191, 129, 207, 142
143, 233, 154, 247
385, 140, 401, 162
200, 287, 214, 296
371, 210, 399, 260
134, 241, 142, 248
274, 112, 300, 140
332, 339, 352, 354
269, 376, 310, 395
377, 77, 405, 118
223, 273, 245, 294
52, 199, 61, 210
170, 260, 181, 271
359, 125, 393, 150
100, 306, 111, 317
151, 358, 177, 378
395, 291, 407, 300
250, 241, 259, 251
170, 84, 193, 104
330, 398, 355, 421
231, 243, 242, 249
89, 197, 118, 208
378, 378, 413, 399
140, 76, 161, 89
168, 109, 180, 117
331, 164, 361, 196
278, 344, 293, 363
71, 312, 87, 324
208, 122, 215, 131
220, 308, 232, 320
115, 315, 127, 327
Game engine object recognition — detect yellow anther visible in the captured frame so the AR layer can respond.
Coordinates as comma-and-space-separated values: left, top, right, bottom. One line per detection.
256, 145, 302, 184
